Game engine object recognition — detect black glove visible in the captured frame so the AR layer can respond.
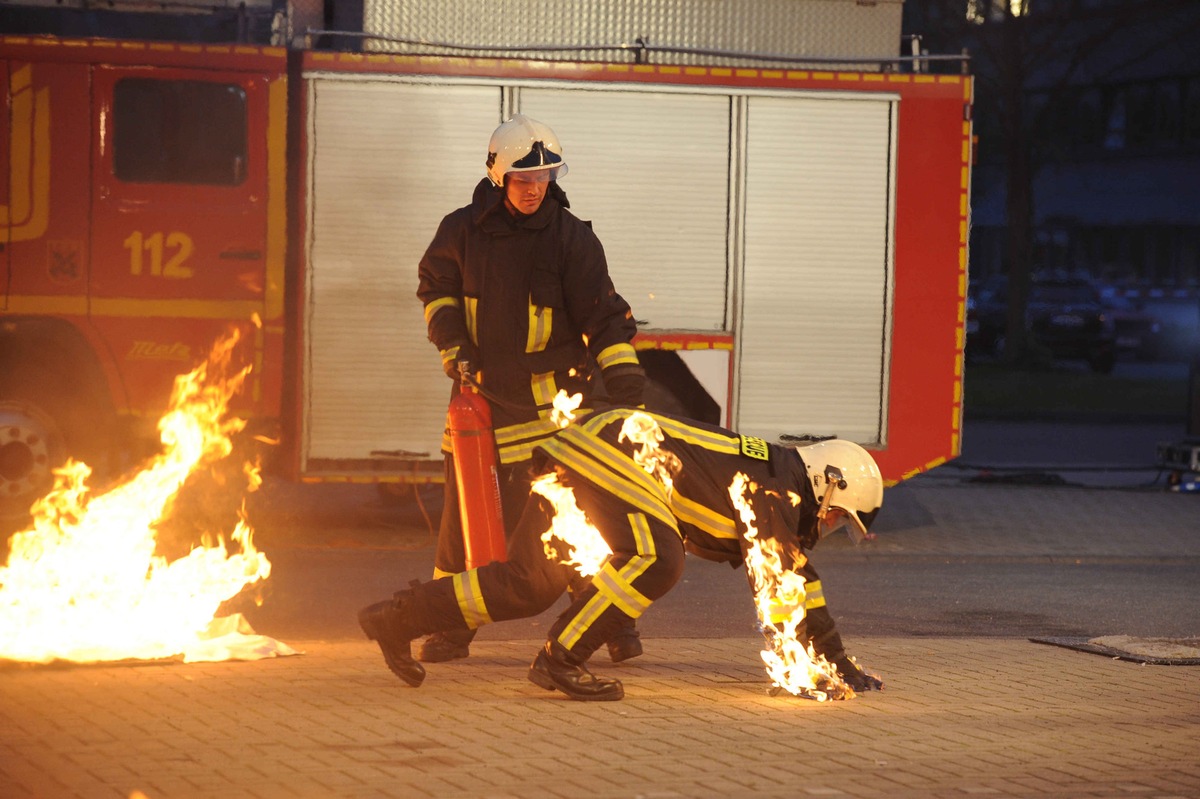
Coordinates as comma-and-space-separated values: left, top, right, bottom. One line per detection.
604, 371, 645, 407
443, 342, 479, 380
833, 654, 883, 692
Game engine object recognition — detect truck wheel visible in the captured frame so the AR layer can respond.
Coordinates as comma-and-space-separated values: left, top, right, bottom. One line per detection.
0, 398, 65, 529
0, 372, 115, 531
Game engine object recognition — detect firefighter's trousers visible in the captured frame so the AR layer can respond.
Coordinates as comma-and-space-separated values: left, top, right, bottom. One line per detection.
409, 473, 685, 663
433, 454, 533, 577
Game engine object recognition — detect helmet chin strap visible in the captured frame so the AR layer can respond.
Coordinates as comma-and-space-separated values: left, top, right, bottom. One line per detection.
815, 464, 848, 523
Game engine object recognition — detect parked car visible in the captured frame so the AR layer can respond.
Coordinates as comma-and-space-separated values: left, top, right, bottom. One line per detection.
1095, 286, 1164, 361
966, 274, 1117, 372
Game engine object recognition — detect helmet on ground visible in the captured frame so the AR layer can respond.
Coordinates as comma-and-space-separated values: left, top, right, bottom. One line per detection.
796, 439, 884, 542
485, 114, 568, 187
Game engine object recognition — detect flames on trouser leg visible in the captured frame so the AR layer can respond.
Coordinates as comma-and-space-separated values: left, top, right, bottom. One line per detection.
0, 330, 295, 664
534, 408, 678, 579
729, 473, 853, 701
532, 391, 612, 577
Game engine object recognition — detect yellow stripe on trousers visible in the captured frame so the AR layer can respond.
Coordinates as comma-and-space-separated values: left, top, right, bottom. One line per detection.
453, 570, 493, 628
557, 513, 656, 650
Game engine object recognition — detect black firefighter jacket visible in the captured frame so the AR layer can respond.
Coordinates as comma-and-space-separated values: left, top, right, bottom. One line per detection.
417, 179, 641, 465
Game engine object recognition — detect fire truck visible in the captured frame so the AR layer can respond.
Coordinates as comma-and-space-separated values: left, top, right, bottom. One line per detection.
1, 0, 973, 524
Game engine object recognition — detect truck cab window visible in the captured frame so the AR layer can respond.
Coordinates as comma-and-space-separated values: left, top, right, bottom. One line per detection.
113, 79, 248, 186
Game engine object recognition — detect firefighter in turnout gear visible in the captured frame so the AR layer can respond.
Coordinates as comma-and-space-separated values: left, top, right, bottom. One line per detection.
416, 115, 646, 664
358, 408, 885, 701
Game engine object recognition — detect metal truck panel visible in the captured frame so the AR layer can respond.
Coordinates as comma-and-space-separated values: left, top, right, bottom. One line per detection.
737, 93, 896, 445
301, 77, 498, 466
294, 54, 971, 483
519, 87, 730, 331
361, 0, 903, 66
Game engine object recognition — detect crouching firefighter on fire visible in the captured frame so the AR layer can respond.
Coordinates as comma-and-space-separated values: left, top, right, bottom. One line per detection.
358, 408, 886, 701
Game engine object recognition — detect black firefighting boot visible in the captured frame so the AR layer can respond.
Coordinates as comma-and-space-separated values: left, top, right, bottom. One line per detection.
528, 641, 624, 702
417, 627, 476, 663
606, 623, 643, 663
357, 592, 426, 687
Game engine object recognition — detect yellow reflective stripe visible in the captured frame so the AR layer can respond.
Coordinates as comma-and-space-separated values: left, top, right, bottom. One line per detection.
498, 441, 539, 465
264, 76, 288, 321
494, 417, 562, 445
526, 300, 553, 353
620, 513, 659, 584
424, 296, 460, 324
452, 570, 493, 628
766, 600, 802, 626
554, 427, 671, 513
557, 513, 657, 649
579, 408, 630, 435
531, 371, 558, 418
578, 409, 740, 456
648, 415, 740, 453
440, 345, 461, 368
556, 590, 609, 650
804, 579, 825, 610
464, 296, 478, 344
594, 561, 652, 618
495, 417, 570, 464
596, 342, 639, 370
671, 492, 738, 540
538, 438, 678, 531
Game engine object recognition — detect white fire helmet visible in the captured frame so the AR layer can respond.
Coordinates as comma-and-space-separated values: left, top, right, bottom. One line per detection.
796, 439, 884, 543
485, 114, 568, 187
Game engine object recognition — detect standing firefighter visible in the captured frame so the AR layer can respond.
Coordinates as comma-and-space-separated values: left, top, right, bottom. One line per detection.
359, 408, 885, 701
416, 115, 646, 663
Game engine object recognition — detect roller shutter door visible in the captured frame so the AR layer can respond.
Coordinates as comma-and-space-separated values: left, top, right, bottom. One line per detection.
736, 95, 895, 445
303, 78, 499, 465
519, 88, 730, 331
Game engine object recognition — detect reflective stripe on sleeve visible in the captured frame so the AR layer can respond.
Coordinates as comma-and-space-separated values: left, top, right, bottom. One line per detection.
424, 296, 461, 324
440, 345, 461, 371
596, 342, 639, 370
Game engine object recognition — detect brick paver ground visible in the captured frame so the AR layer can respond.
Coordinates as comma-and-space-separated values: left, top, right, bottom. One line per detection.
2, 633, 1198, 799
3, 475, 1199, 799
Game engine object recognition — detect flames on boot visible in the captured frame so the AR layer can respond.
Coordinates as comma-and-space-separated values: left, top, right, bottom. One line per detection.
728, 472, 852, 701
0, 331, 294, 665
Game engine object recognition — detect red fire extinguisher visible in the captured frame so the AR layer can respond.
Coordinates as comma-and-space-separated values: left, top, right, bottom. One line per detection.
447, 363, 507, 569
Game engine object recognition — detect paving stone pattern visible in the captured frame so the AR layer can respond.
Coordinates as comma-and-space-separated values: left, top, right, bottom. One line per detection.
2, 634, 1198, 799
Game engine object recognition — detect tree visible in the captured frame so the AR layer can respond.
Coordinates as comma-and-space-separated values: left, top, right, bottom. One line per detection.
905, 0, 1200, 366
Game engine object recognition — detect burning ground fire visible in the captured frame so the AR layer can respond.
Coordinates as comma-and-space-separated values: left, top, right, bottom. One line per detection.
0, 332, 294, 665
729, 473, 852, 701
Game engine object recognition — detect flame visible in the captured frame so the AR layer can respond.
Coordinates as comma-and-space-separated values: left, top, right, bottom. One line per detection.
618, 411, 681, 493
550, 389, 583, 429
0, 331, 294, 664
532, 470, 611, 577
534, 410, 682, 580
728, 472, 852, 701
